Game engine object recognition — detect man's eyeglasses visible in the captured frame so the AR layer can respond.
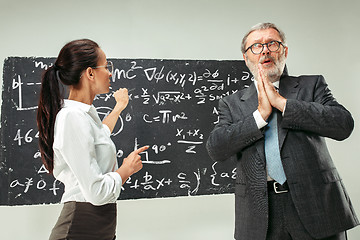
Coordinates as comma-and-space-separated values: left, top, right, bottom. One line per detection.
245, 41, 284, 55
93, 61, 114, 75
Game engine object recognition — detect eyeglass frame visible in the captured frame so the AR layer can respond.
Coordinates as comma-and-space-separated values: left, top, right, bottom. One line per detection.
92, 60, 114, 74
244, 40, 285, 55
80, 61, 113, 79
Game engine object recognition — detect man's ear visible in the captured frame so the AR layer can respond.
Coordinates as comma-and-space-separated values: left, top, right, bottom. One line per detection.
243, 53, 248, 66
284, 46, 289, 58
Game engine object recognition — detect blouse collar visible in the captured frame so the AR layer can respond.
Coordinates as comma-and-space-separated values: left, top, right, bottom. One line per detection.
63, 99, 102, 126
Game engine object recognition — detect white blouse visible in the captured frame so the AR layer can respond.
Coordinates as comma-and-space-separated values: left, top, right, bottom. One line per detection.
53, 99, 122, 206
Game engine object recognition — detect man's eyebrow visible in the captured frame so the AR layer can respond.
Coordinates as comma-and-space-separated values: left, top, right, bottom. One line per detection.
250, 37, 279, 44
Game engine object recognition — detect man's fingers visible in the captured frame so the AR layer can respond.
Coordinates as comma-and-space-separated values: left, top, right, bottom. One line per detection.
257, 77, 265, 91
257, 64, 276, 93
258, 64, 265, 80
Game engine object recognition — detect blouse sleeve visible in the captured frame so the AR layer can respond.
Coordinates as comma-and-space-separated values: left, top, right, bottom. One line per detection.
54, 109, 122, 205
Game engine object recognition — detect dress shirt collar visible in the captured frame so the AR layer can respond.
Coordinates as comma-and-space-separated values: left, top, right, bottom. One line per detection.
63, 99, 91, 112
253, 79, 280, 92
63, 99, 102, 126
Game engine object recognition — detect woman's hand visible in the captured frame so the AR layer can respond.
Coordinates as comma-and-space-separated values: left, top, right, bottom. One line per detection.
116, 146, 149, 184
102, 88, 130, 133
113, 88, 129, 112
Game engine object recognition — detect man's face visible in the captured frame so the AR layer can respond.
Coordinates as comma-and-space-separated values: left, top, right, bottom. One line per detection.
243, 28, 288, 82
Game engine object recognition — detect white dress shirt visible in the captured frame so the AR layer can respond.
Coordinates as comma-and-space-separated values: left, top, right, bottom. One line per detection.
53, 99, 122, 206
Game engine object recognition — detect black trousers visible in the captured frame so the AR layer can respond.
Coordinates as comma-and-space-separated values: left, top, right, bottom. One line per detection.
49, 202, 117, 240
266, 187, 347, 240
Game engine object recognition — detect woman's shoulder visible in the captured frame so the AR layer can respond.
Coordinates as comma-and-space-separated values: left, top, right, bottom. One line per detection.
58, 105, 86, 120
59, 100, 91, 116
56, 102, 91, 127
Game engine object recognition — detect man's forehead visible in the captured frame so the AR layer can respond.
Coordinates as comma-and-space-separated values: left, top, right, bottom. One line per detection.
247, 28, 282, 43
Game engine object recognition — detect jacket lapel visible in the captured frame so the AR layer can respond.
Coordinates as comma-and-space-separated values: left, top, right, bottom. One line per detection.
278, 76, 299, 150
240, 83, 266, 160
240, 83, 257, 108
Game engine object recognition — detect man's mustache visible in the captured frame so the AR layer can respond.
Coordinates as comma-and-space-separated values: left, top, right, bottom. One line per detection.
259, 55, 276, 64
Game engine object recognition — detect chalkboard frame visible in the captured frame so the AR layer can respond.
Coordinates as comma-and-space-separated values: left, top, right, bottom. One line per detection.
1, 57, 253, 206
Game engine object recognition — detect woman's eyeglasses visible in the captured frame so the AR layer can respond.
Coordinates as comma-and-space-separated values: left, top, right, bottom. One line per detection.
93, 61, 113, 75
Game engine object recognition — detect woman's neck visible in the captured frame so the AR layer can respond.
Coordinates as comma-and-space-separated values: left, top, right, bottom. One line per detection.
68, 88, 95, 105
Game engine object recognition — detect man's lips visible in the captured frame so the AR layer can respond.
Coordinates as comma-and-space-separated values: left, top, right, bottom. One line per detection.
261, 59, 273, 64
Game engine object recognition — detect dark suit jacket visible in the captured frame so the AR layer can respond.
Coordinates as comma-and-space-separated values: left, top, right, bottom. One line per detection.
206, 74, 359, 240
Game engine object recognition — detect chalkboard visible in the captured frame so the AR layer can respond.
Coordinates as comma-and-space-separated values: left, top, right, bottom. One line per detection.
0, 57, 253, 206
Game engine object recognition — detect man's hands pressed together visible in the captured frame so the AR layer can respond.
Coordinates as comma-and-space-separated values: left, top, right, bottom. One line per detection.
257, 64, 287, 121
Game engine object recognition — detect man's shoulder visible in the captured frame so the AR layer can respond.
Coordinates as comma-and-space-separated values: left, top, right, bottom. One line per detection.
287, 74, 323, 81
284, 74, 325, 86
221, 84, 254, 102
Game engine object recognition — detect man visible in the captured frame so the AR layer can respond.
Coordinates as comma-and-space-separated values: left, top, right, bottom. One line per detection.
206, 23, 359, 240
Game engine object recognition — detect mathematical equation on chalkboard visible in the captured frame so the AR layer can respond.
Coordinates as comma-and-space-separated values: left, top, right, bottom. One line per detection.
0, 57, 253, 205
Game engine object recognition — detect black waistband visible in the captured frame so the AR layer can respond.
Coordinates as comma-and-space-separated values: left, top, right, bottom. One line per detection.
267, 181, 289, 193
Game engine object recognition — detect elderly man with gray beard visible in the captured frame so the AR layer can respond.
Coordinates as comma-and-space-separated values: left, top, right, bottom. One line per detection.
206, 22, 359, 240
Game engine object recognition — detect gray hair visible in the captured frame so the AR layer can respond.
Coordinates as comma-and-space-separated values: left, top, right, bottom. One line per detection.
241, 23, 286, 54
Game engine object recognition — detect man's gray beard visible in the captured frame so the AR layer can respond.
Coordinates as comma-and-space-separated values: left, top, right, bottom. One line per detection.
246, 52, 286, 83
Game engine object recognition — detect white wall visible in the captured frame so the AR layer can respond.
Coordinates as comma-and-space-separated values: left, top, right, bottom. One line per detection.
0, 0, 359, 239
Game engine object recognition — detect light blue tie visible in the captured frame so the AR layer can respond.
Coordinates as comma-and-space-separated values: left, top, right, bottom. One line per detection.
265, 110, 287, 184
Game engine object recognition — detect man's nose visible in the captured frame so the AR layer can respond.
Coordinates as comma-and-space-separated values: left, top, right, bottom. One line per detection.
262, 44, 270, 55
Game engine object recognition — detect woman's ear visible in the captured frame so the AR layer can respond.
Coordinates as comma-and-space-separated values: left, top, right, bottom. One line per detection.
85, 67, 95, 81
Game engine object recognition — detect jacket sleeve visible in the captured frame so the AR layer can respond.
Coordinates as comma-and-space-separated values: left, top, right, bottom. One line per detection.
281, 75, 354, 141
206, 97, 264, 162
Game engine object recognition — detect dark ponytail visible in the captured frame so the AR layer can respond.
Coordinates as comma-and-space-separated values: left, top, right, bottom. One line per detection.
37, 39, 100, 173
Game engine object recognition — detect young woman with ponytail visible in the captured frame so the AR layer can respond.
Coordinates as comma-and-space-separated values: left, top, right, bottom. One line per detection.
37, 39, 148, 240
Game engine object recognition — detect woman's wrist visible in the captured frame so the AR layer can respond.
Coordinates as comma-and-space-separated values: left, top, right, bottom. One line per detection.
116, 163, 133, 185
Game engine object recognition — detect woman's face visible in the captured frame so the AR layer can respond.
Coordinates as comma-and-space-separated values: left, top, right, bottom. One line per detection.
92, 48, 112, 95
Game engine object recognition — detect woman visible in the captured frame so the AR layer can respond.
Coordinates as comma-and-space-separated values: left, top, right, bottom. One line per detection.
37, 39, 148, 240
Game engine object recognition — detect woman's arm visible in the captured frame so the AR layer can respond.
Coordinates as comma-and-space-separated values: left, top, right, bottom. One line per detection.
102, 88, 129, 133
102, 88, 149, 184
